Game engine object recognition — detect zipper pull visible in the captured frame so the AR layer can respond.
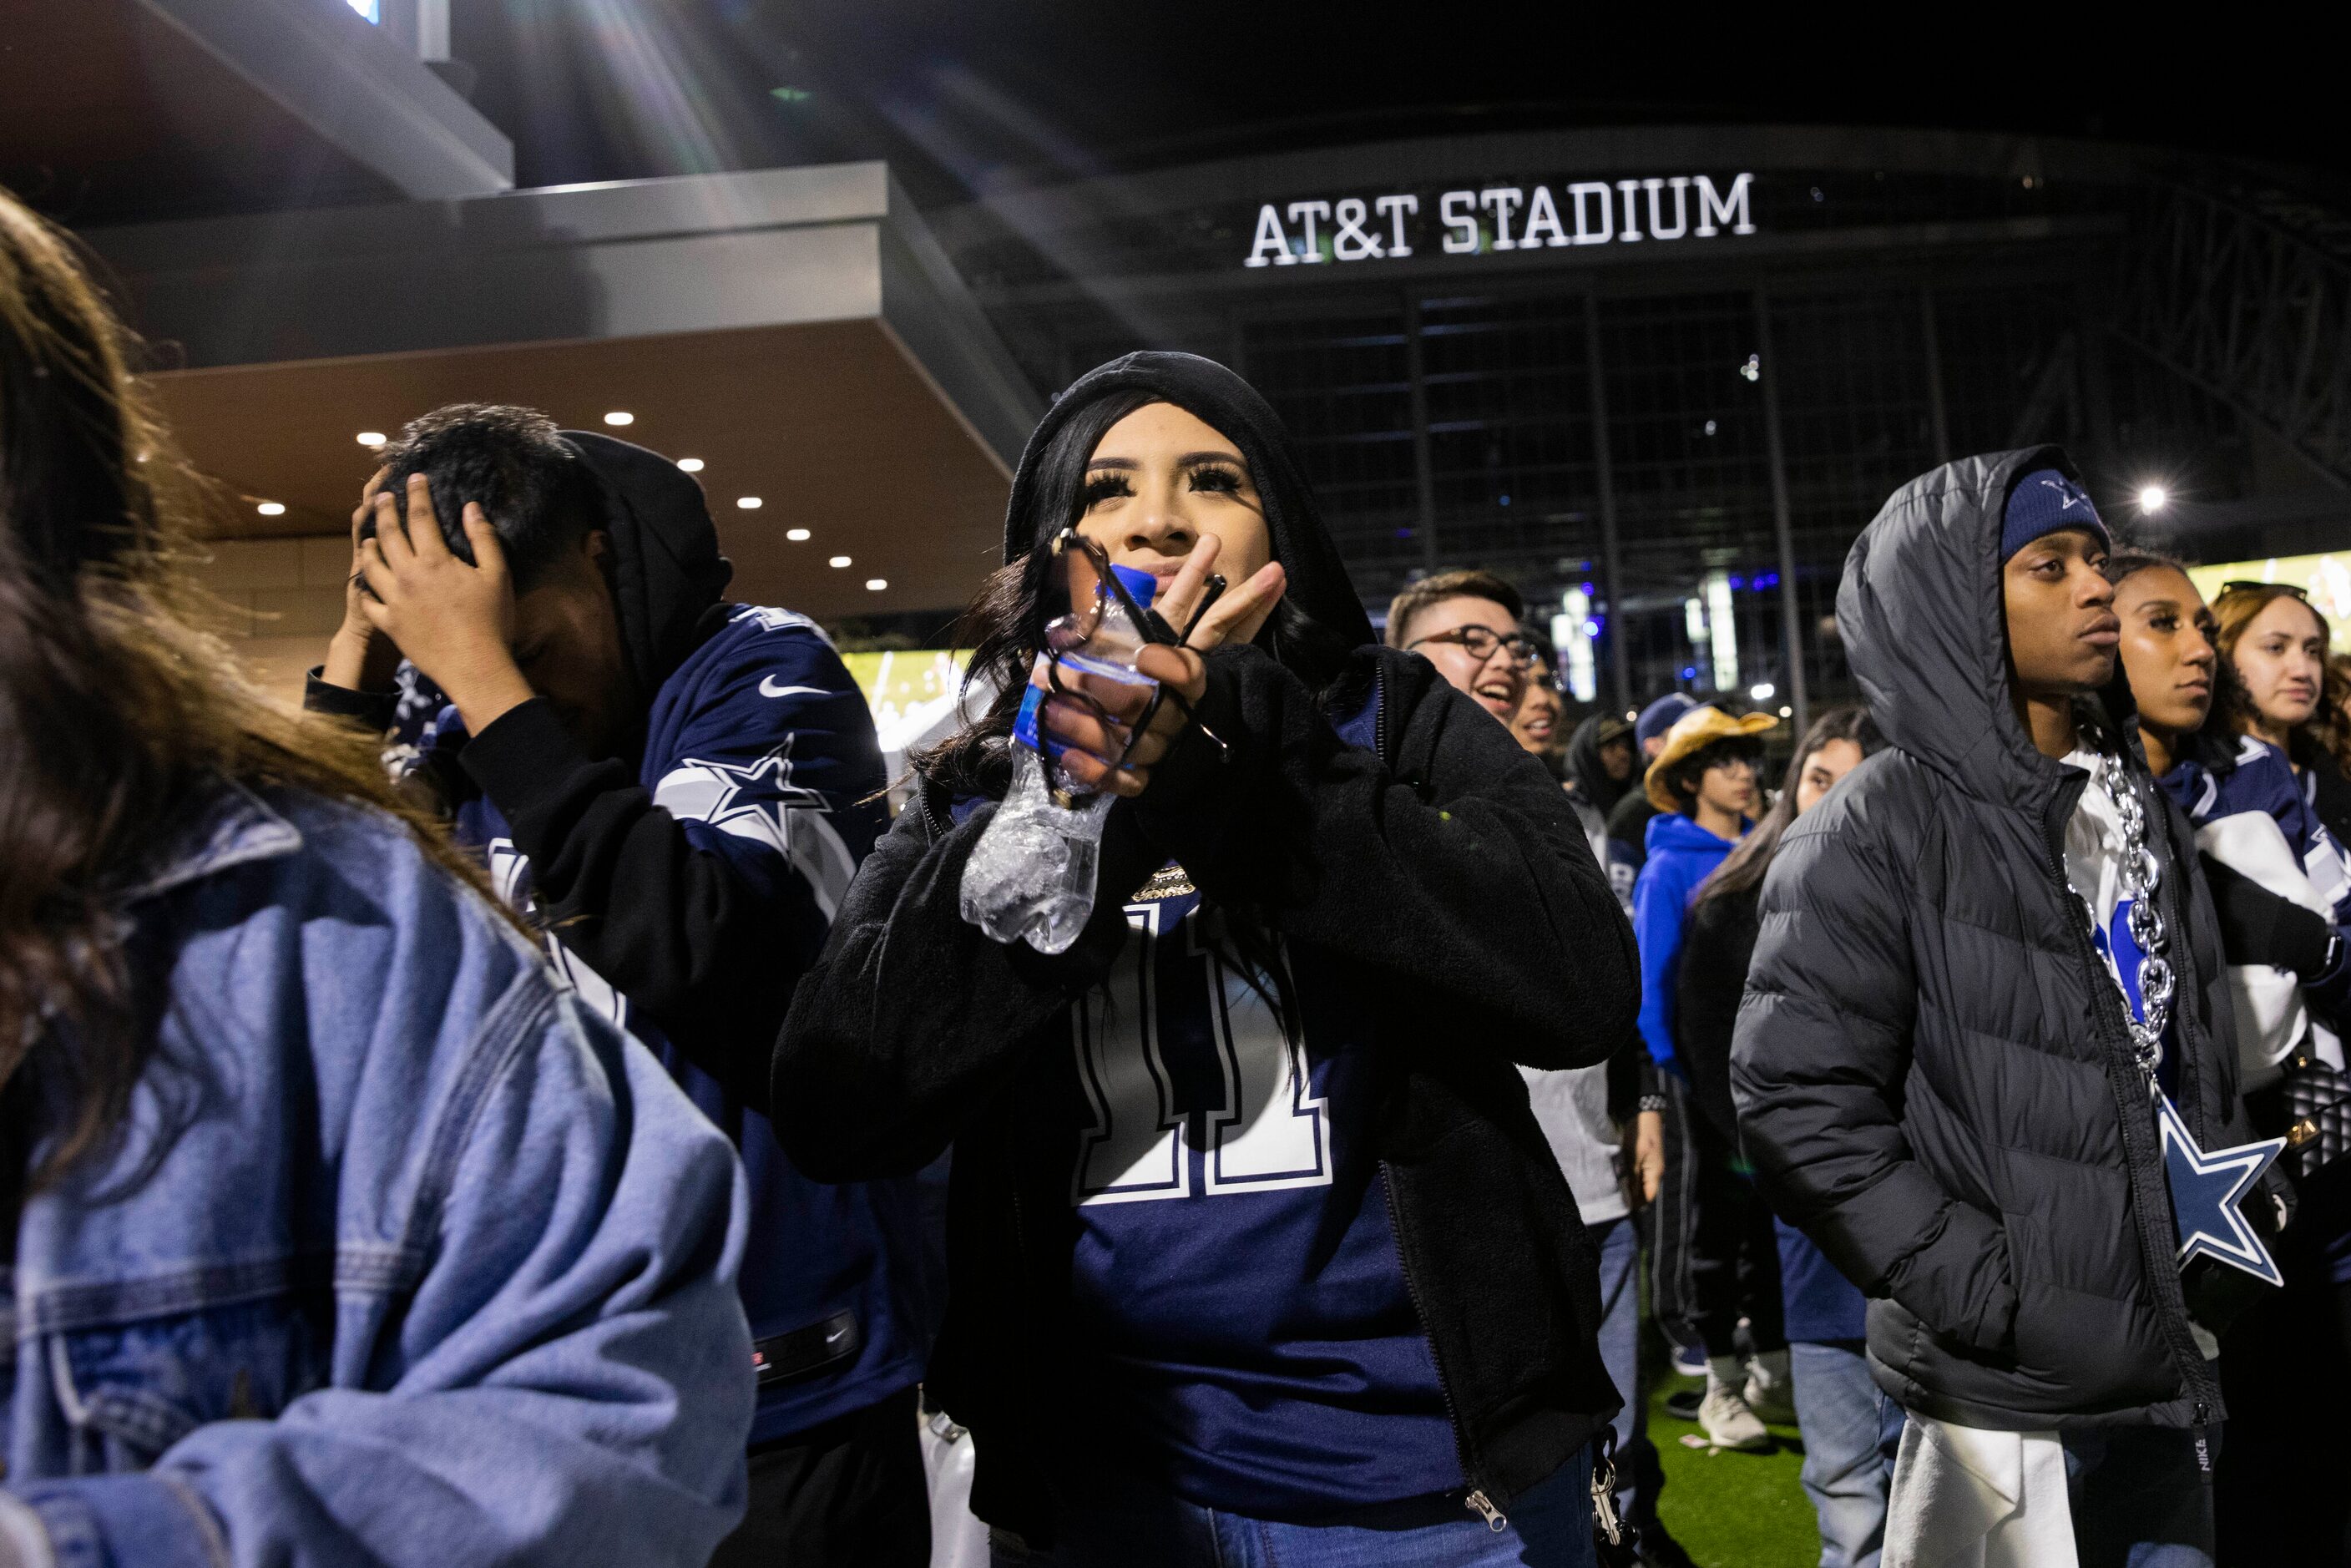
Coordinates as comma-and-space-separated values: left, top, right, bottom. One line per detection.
2193, 1403, 2213, 1484
1464, 1490, 1507, 1532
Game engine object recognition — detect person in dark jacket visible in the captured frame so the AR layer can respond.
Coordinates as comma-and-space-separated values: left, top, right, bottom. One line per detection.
1678, 706, 1891, 1568
772, 352, 1641, 1565
310, 405, 934, 1568
2107, 553, 2351, 1564
1566, 711, 1636, 819
1732, 451, 2290, 1567
1631, 703, 1782, 1450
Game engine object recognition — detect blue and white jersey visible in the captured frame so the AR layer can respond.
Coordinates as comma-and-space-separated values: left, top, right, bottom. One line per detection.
2163, 734, 2351, 1087
2166, 734, 2351, 922
419, 605, 925, 1444
1005, 686, 1461, 1520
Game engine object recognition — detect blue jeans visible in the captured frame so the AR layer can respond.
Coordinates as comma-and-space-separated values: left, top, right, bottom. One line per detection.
988, 1449, 1595, 1568
2063, 1425, 2217, 1568
1591, 1214, 1662, 1528
1789, 1341, 1900, 1568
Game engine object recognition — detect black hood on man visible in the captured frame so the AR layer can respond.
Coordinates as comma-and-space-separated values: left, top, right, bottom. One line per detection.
1565, 714, 1631, 816
559, 429, 735, 695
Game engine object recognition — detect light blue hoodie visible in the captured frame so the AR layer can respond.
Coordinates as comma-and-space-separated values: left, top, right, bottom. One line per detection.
0, 783, 753, 1567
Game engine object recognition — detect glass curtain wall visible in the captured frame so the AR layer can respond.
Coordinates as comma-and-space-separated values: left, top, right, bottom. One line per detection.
1234, 281, 2084, 721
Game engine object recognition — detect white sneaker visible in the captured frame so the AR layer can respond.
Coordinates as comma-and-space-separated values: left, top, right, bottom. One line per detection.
1698, 1376, 1772, 1451
1742, 1348, 1797, 1427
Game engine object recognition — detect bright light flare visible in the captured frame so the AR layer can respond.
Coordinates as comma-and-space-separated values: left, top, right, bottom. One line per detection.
2139, 485, 2169, 513
603, 412, 635, 427
829, 555, 852, 569
786, 528, 811, 542
676, 458, 704, 473
256, 501, 286, 516
736, 496, 762, 509
356, 431, 387, 448
1750, 682, 1776, 701
865, 579, 888, 591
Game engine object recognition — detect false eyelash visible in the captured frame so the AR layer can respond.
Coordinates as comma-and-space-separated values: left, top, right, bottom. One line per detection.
1082, 475, 1133, 506
1188, 464, 1244, 493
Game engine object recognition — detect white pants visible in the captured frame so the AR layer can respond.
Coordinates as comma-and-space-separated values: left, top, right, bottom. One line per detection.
1881, 1416, 2075, 1568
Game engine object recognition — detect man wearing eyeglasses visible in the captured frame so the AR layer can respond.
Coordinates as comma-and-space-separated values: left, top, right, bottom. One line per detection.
1387, 566, 1690, 1565
1386, 569, 1540, 721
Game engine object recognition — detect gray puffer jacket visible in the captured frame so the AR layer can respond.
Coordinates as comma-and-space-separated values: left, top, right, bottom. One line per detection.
1731, 446, 2261, 1432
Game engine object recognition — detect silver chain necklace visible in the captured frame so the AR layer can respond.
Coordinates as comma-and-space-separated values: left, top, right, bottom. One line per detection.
2066, 744, 2174, 1095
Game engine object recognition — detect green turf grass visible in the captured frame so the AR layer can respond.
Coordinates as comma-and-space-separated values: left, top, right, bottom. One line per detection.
1643, 1358, 1818, 1567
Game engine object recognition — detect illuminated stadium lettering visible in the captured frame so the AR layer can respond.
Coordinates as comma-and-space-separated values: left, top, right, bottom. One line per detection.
1244, 172, 1755, 266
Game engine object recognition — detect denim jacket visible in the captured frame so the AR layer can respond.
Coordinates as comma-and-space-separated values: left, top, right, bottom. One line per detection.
0, 783, 755, 1567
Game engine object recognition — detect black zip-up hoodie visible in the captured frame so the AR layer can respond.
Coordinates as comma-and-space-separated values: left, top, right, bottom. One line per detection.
771, 352, 1641, 1538
1731, 447, 2278, 1431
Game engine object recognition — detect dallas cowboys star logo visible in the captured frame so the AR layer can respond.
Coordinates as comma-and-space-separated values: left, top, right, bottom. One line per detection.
2040, 475, 2093, 513
2156, 1095, 2286, 1287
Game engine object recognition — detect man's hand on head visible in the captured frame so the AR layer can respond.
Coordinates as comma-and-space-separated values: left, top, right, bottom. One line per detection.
357, 473, 537, 736
321, 467, 402, 694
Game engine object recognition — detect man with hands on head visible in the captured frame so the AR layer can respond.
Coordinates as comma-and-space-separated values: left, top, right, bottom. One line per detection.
309, 404, 939, 1568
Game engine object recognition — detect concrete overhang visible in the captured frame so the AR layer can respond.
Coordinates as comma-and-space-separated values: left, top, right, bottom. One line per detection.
81, 162, 1044, 626
0, 0, 511, 222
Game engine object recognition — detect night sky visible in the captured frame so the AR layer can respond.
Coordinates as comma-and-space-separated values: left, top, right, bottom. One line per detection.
451, 3, 2349, 208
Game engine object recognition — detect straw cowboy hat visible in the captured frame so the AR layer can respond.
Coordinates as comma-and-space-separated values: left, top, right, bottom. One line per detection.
1644, 705, 1780, 813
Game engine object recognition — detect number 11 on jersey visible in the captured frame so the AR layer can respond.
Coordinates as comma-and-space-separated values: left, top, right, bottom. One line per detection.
1072, 899, 1333, 1206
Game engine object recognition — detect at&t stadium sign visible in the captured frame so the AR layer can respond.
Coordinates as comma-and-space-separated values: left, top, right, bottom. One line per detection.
1242, 173, 1757, 267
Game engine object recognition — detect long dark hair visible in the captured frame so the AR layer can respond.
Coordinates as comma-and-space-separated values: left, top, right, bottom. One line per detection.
1695, 705, 1882, 908
2209, 579, 2348, 776
0, 185, 498, 1194
915, 387, 1357, 797
2102, 549, 2230, 774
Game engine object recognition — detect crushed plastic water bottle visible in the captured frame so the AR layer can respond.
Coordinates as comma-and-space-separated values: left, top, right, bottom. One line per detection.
960, 560, 1160, 953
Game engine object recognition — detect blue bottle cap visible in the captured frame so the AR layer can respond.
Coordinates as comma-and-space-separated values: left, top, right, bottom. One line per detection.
1110, 563, 1158, 608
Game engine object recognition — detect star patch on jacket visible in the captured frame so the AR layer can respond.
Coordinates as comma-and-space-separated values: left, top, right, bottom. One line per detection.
2157, 1095, 2287, 1287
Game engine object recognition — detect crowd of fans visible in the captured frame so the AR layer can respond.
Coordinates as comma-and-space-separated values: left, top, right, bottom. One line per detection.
3, 179, 2347, 1567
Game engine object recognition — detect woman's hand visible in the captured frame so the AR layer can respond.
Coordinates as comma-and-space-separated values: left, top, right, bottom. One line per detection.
321, 467, 402, 693
355, 473, 538, 736
1042, 533, 1287, 799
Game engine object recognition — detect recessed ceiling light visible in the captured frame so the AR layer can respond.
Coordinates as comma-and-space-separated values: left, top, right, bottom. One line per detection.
356, 431, 387, 448
829, 555, 852, 569
865, 578, 887, 591
786, 528, 811, 542
676, 458, 704, 473
603, 411, 634, 427
736, 496, 762, 509
256, 501, 286, 516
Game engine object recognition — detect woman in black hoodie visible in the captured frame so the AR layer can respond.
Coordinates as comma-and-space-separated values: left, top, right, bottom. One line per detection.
773, 354, 1639, 1565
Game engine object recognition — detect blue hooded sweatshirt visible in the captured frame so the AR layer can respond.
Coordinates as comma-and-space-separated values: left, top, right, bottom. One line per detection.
1632, 810, 1742, 1074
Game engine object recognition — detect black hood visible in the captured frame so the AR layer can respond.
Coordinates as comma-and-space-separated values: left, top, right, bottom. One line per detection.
559, 430, 734, 695
1838, 444, 2127, 815
999, 352, 1377, 652
1564, 714, 1629, 816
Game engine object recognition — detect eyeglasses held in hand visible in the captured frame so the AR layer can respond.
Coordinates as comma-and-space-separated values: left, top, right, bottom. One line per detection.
1035, 530, 1226, 792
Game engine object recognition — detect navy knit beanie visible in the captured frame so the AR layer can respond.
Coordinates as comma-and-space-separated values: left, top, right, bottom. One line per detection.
2001, 468, 2109, 561
1636, 692, 1700, 748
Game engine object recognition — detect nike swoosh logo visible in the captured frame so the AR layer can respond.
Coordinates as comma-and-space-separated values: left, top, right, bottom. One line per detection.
759, 678, 829, 700
824, 1327, 848, 1343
